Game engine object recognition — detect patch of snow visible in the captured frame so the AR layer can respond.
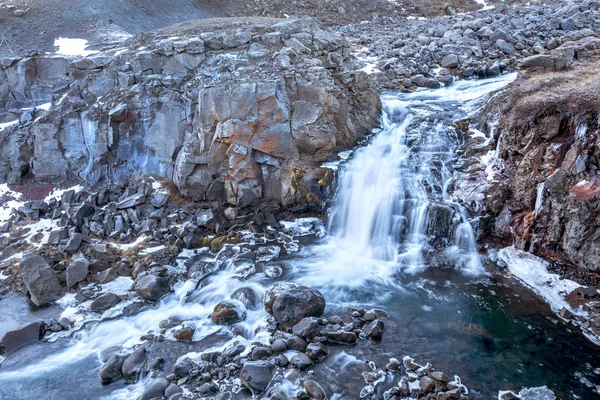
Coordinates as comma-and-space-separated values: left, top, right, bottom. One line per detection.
36, 102, 51, 111
498, 246, 582, 315
0, 120, 19, 131
359, 62, 379, 75
45, 185, 84, 202
54, 38, 99, 57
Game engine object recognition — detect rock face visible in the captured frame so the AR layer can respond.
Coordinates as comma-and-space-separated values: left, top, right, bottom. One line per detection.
270, 286, 326, 328
455, 62, 600, 280
19, 253, 63, 306
0, 17, 381, 211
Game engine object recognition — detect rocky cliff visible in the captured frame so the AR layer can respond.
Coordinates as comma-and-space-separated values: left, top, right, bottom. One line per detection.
0, 17, 381, 210
453, 38, 600, 282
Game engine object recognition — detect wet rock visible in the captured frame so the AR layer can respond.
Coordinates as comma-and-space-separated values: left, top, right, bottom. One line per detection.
99, 355, 126, 384
0, 321, 46, 355
363, 319, 385, 340
286, 335, 308, 351
305, 342, 328, 362
272, 354, 289, 367
303, 380, 327, 400
271, 286, 326, 328
140, 377, 170, 400
290, 353, 314, 370
211, 299, 246, 325
19, 253, 63, 306
325, 330, 358, 344
251, 346, 272, 360
263, 282, 298, 314
90, 292, 121, 312
122, 346, 147, 383
173, 326, 195, 342
165, 383, 183, 398
231, 286, 259, 309
292, 317, 321, 338
270, 338, 287, 353
239, 360, 275, 395
66, 257, 89, 287
134, 274, 170, 302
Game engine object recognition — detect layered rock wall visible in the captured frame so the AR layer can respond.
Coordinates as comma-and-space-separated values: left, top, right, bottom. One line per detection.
0, 17, 381, 209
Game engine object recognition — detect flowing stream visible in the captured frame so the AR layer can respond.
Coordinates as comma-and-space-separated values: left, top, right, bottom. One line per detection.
2, 75, 600, 399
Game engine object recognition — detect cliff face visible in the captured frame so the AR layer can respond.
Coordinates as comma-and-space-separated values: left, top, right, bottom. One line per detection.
455, 46, 600, 281
0, 17, 381, 210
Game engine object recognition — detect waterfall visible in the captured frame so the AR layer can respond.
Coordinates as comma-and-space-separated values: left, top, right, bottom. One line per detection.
326, 74, 517, 276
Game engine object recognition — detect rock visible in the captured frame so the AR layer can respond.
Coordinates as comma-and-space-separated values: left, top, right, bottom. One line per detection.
19, 253, 63, 306
303, 380, 327, 400
290, 353, 314, 370
133, 274, 170, 302
0, 245, 16, 261
263, 282, 298, 314
99, 355, 126, 383
559, 307, 573, 319
305, 342, 329, 362
13, 9, 26, 17
271, 286, 326, 328
122, 346, 146, 383
431, 371, 451, 383
66, 257, 89, 287
270, 338, 287, 353
444, 5, 457, 15
109, 103, 129, 122
239, 360, 275, 395
90, 292, 121, 312
64, 233, 83, 252
286, 335, 308, 351
173, 326, 195, 342
292, 317, 321, 338
325, 330, 358, 344
117, 194, 146, 209
211, 299, 246, 325
419, 376, 436, 393
140, 377, 170, 400
231, 286, 259, 309
0, 321, 46, 355
496, 39, 516, 55
363, 319, 385, 340
441, 54, 459, 68
165, 384, 183, 398
577, 286, 598, 298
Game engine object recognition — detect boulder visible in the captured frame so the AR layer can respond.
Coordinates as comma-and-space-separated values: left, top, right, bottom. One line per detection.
211, 299, 246, 325
122, 346, 146, 383
270, 286, 326, 328
66, 258, 89, 287
303, 380, 327, 400
0, 321, 46, 355
239, 360, 275, 395
133, 274, 170, 302
90, 292, 121, 313
19, 253, 63, 306
140, 377, 170, 400
99, 355, 126, 383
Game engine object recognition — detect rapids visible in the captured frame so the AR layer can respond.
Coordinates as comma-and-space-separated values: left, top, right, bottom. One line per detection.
2, 75, 600, 399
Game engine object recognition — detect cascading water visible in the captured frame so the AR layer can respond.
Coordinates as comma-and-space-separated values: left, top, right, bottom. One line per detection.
9, 73, 600, 400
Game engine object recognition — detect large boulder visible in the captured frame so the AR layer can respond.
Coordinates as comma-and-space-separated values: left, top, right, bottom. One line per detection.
133, 274, 170, 302
0, 321, 46, 355
19, 253, 63, 306
270, 286, 326, 328
239, 360, 275, 395
98, 355, 126, 384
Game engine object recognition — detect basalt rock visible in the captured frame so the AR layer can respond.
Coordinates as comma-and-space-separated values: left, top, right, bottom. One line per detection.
239, 360, 275, 395
19, 252, 63, 306
270, 286, 326, 328
0, 18, 381, 213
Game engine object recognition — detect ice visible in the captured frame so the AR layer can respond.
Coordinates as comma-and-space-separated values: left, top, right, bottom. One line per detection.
498, 246, 582, 315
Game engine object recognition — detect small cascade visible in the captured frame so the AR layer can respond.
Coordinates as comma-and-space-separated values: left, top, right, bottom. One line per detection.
326, 74, 517, 276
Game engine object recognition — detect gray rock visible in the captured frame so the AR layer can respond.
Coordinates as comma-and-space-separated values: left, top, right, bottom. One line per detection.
122, 346, 146, 383
363, 319, 385, 340
65, 232, 84, 252
140, 377, 170, 400
290, 353, 314, 370
291, 317, 321, 338
271, 286, 326, 328
239, 360, 275, 395
19, 253, 63, 306
117, 194, 146, 209
0, 321, 46, 355
133, 274, 170, 302
90, 292, 121, 313
305, 342, 328, 362
99, 355, 126, 383
66, 258, 89, 287
109, 103, 129, 122
441, 54, 459, 68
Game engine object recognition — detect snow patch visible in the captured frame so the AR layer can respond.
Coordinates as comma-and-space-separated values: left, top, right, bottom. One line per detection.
54, 38, 98, 57
498, 246, 582, 315
0, 120, 19, 131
